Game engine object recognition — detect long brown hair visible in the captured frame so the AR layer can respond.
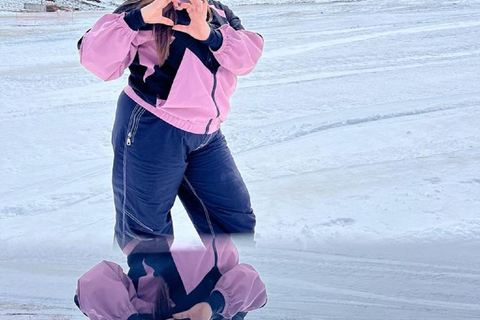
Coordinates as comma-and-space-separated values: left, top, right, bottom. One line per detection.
153, 277, 172, 320
114, 0, 213, 67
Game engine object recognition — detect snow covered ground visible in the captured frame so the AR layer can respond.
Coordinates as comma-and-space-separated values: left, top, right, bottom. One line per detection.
0, 0, 353, 12
0, 0, 119, 12
1, 0, 480, 319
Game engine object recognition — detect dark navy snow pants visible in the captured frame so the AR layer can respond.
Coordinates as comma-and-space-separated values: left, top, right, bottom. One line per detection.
111, 90, 256, 251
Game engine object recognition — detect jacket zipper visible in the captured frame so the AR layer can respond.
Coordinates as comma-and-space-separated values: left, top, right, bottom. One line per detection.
206, 71, 220, 134
212, 71, 220, 118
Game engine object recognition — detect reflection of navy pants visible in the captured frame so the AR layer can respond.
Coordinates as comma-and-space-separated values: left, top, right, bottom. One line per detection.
111, 90, 256, 250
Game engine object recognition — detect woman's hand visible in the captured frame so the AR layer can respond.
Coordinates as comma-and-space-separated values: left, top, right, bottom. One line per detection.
170, 302, 213, 320
140, 0, 175, 25
172, 0, 211, 41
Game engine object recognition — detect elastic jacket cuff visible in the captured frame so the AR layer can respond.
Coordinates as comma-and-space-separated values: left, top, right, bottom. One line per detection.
200, 25, 223, 51
123, 8, 147, 31
204, 290, 226, 314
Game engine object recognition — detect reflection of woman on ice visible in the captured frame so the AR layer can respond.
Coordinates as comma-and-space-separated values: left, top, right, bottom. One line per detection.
74, 237, 267, 320
75, 0, 265, 318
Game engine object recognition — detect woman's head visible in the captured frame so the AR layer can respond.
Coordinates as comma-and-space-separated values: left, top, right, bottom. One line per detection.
113, 0, 213, 67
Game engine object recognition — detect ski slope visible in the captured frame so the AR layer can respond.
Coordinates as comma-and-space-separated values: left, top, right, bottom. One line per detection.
1, 0, 480, 319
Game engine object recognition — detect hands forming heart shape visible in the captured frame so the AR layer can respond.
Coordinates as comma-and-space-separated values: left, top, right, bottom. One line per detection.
140, 0, 211, 41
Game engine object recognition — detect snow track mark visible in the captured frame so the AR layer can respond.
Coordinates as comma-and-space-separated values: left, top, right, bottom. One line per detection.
232, 98, 480, 154
266, 20, 480, 58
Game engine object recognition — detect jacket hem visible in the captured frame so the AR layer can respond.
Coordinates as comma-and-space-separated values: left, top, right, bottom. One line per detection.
123, 85, 221, 135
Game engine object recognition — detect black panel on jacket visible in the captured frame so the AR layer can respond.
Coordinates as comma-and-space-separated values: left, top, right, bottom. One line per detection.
172, 9, 222, 74
128, 38, 187, 104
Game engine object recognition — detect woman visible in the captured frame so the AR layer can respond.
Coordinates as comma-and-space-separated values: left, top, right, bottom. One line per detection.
76, 1, 264, 318
74, 236, 267, 320
77, 0, 264, 253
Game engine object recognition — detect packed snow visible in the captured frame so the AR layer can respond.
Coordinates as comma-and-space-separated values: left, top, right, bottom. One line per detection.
1, 0, 480, 319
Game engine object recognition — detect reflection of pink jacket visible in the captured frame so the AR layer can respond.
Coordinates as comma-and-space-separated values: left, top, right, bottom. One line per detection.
75, 238, 267, 320
77, 0, 264, 134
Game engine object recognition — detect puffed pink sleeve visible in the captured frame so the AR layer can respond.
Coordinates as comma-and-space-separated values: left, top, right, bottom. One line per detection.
75, 260, 152, 320
77, 8, 146, 81
213, 263, 267, 319
210, 5, 264, 76
206, 237, 267, 319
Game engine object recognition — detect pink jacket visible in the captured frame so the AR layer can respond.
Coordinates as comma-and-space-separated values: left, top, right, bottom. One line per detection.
77, 0, 264, 134
75, 237, 267, 320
